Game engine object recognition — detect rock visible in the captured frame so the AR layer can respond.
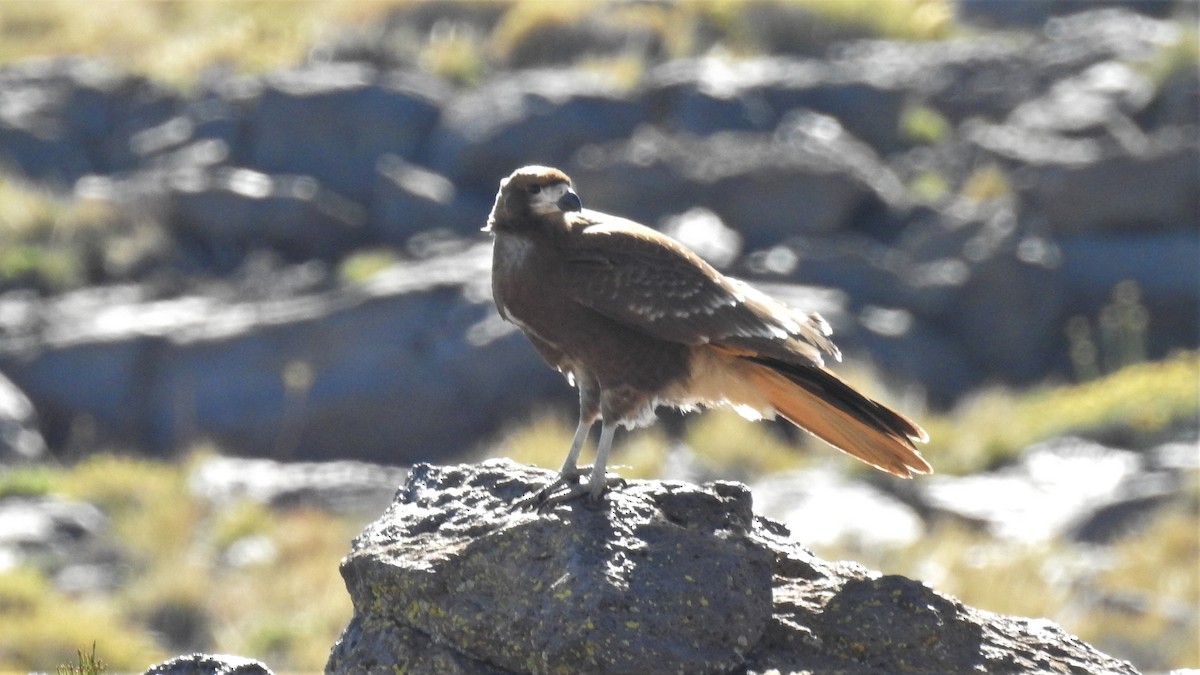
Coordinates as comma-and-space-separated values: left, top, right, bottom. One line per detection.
153, 166, 368, 272
425, 69, 645, 194
188, 455, 409, 514
331, 461, 773, 675
957, 0, 1176, 28
0, 495, 122, 593
143, 653, 272, 675
0, 370, 47, 463
569, 117, 906, 250
0, 244, 564, 464
249, 64, 448, 202
644, 55, 909, 152
969, 124, 1200, 235
0, 56, 179, 185
750, 467, 925, 550
1005, 60, 1155, 137
328, 459, 1137, 674
368, 155, 489, 243
919, 436, 1184, 544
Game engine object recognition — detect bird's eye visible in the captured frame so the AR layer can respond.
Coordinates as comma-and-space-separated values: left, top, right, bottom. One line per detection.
527, 185, 542, 195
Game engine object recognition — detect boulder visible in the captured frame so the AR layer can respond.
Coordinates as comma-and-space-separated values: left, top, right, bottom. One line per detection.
143, 653, 272, 675
643, 56, 910, 152
368, 155, 490, 243
327, 459, 1138, 674
0, 244, 565, 464
919, 436, 1174, 543
424, 69, 645, 194
569, 117, 906, 250
248, 64, 448, 202
0, 56, 179, 185
153, 166, 368, 272
0, 370, 47, 463
188, 455, 409, 515
0, 495, 121, 594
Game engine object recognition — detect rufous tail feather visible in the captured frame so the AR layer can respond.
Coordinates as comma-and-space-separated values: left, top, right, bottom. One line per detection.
743, 357, 931, 477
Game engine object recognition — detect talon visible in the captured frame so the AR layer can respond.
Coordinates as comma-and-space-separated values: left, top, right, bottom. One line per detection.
518, 471, 625, 511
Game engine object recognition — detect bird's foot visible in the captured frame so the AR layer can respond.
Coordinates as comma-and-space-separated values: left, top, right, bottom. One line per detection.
515, 470, 625, 511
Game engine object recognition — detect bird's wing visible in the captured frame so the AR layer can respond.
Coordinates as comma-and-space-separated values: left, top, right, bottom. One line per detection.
560, 212, 839, 366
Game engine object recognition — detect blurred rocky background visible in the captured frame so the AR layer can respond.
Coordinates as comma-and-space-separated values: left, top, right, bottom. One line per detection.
0, 0, 1196, 673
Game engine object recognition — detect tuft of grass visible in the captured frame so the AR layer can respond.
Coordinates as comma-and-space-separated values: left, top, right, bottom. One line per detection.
0, 464, 59, 498
56, 642, 105, 675
59, 453, 198, 562
793, 0, 956, 42
900, 101, 952, 145
0, 176, 125, 292
908, 170, 951, 202
419, 23, 487, 86
1066, 279, 1150, 381
959, 162, 1014, 203
685, 409, 808, 478
0, 567, 163, 672
337, 247, 400, 284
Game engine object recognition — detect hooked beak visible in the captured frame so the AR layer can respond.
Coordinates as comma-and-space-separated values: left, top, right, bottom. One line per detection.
557, 188, 582, 212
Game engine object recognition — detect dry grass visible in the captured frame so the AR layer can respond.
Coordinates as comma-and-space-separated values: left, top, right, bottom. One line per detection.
0, 1, 410, 86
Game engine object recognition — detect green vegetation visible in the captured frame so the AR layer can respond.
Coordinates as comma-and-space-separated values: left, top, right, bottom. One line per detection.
337, 247, 401, 284
0, 1, 391, 87
922, 350, 1199, 474
788, 0, 954, 42
56, 643, 105, 675
0, 0, 958, 87
0, 452, 360, 673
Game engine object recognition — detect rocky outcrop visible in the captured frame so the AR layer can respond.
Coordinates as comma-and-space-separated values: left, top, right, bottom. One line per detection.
327, 460, 1138, 674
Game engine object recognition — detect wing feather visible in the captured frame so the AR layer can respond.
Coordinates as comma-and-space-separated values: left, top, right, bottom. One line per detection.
560, 211, 838, 366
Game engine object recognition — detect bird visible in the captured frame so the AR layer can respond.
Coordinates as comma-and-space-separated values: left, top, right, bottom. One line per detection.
484, 165, 930, 505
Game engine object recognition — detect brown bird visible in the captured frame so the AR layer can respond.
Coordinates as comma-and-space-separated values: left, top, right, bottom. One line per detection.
485, 165, 930, 504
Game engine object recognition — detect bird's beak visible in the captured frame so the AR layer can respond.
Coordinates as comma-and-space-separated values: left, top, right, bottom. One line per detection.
557, 188, 582, 212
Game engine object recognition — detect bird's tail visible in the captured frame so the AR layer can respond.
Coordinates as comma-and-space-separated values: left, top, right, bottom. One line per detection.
742, 356, 931, 477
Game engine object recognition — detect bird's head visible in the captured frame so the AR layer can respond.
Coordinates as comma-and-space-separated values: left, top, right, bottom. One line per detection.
484, 165, 582, 233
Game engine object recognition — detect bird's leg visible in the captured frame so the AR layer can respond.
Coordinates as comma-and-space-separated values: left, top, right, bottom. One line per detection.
557, 416, 593, 481
529, 421, 625, 510
513, 376, 607, 509
525, 417, 593, 504
585, 420, 623, 502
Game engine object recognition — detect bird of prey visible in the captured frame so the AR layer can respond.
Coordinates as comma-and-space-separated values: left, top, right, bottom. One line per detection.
485, 165, 930, 504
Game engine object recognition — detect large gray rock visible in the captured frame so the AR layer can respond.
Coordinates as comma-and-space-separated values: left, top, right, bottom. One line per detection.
424, 69, 645, 194
249, 64, 448, 202
0, 370, 47, 463
0, 244, 563, 464
643, 55, 910, 152
0, 495, 122, 594
569, 117, 907, 251
0, 56, 179, 184
154, 166, 368, 271
327, 459, 1138, 674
